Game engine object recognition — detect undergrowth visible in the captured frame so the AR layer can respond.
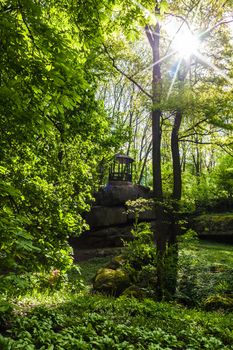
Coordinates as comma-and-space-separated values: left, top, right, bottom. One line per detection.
0, 294, 233, 349
0, 241, 233, 349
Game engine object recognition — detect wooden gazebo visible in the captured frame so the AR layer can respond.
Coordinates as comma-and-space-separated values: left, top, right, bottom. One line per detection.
109, 154, 134, 183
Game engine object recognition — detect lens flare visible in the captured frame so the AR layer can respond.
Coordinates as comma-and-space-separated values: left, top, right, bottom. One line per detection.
172, 31, 200, 58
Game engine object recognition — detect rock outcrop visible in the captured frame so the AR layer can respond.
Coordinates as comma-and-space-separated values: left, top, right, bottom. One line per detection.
193, 213, 233, 237
75, 183, 155, 249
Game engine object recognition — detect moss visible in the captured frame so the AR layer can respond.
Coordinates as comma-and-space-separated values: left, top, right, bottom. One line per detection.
121, 285, 146, 299
204, 294, 233, 310
194, 212, 233, 236
195, 213, 233, 223
93, 268, 130, 296
105, 255, 126, 270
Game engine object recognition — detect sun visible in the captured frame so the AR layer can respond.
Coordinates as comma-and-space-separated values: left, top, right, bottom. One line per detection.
172, 30, 200, 58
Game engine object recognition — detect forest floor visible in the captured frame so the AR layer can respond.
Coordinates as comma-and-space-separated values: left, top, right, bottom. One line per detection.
1, 241, 233, 349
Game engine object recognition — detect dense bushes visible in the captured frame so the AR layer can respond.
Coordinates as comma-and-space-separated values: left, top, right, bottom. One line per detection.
182, 155, 233, 213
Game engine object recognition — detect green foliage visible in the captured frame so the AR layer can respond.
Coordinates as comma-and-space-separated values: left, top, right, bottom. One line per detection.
0, 296, 13, 327
123, 198, 156, 288
123, 222, 156, 291
0, 294, 232, 349
124, 222, 156, 269
204, 294, 233, 311
182, 154, 233, 211
214, 155, 233, 200
177, 237, 233, 307
0, 0, 119, 282
126, 198, 154, 219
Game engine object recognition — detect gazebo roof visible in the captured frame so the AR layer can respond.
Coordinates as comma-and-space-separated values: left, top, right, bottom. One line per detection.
115, 153, 134, 163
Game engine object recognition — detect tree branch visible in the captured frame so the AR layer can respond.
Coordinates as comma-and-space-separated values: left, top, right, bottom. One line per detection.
165, 12, 192, 32
200, 18, 233, 38
179, 129, 222, 140
102, 44, 153, 100
180, 118, 209, 135
179, 139, 233, 149
18, 0, 40, 51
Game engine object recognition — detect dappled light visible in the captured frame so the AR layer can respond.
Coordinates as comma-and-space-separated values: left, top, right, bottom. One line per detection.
0, 0, 232, 348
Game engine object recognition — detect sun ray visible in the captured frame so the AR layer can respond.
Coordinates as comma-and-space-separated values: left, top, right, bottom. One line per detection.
144, 27, 170, 41
166, 59, 182, 100
132, 51, 177, 78
198, 16, 233, 40
194, 52, 233, 84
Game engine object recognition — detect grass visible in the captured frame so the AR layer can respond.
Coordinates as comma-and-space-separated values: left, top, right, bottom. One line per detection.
198, 240, 233, 265
79, 256, 113, 285
77, 241, 233, 285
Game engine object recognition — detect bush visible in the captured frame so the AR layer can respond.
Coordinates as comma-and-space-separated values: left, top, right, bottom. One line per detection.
0, 264, 84, 298
123, 222, 156, 290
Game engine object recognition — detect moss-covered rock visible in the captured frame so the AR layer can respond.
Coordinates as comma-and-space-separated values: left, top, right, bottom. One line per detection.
93, 268, 130, 296
121, 285, 146, 299
203, 294, 233, 310
193, 213, 233, 237
209, 263, 228, 273
105, 255, 126, 270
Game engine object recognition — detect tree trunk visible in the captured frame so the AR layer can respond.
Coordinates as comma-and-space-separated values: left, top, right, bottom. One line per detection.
145, 5, 170, 298
171, 110, 182, 200
146, 22, 163, 199
138, 140, 152, 185
152, 108, 162, 198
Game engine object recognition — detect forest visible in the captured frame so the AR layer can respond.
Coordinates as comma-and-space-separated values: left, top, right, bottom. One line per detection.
0, 0, 233, 348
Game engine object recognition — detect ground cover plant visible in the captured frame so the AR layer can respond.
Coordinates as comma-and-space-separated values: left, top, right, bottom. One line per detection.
1, 293, 233, 349
0, 241, 232, 349
177, 239, 233, 308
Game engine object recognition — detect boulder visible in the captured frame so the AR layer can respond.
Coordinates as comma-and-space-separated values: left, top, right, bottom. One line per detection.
76, 225, 134, 249
193, 213, 233, 237
121, 285, 146, 299
93, 268, 130, 296
72, 183, 156, 250
95, 184, 151, 207
86, 206, 127, 228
